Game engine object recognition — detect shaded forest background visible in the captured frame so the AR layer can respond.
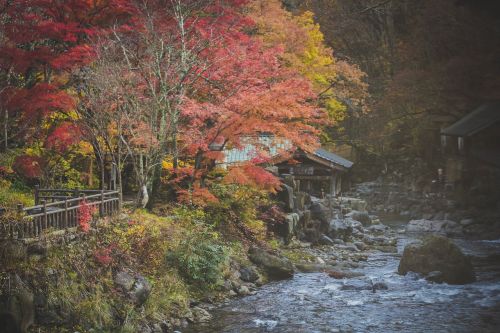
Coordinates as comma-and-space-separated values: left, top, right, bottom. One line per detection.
285, 0, 500, 183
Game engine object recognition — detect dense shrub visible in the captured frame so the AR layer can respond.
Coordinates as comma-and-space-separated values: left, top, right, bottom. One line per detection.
167, 230, 229, 287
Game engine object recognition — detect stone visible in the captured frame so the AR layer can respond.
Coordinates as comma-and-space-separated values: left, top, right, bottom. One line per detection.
406, 219, 463, 236
372, 281, 388, 291
345, 210, 371, 226
328, 219, 353, 241
248, 247, 294, 280
114, 270, 151, 305
131, 275, 152, 305
318, 234, 335, 246
239, 266, 259, 283
277, 184, 294, 212
367, 224, 387, 234
236, 285, 251, 296
354, 242, 367, 251
285, 213, 299, 236
398, 235, 475, 284
0, 274, 34, 333
310, 202, 332, 225
191, 307, 212, 323
340, 279, 373, 290
340, 197, 368, 211
327, 270, 364, 279
114, 271, 135, 291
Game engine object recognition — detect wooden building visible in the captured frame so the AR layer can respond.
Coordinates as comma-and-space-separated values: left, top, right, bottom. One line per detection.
440, 102, 500, 196
275, 148, 353, 197
218, 135, 353, 197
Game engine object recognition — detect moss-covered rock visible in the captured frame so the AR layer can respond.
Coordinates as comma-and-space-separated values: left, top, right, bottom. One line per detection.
248, 247, 294, 280
398, 235, 475, 284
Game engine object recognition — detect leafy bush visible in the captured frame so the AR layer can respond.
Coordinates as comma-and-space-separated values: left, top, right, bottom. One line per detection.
0, 179, 33, 209
167, 230, 228, 287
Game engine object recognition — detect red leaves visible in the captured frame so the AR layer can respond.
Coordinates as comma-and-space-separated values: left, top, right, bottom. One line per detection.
12, 155, 44, 179
177, 185, 219, 207
5, 84, 76, 121
93, 246, 114, 267
78, 199, 96, 233
45, 122, 82, 152
224, 164, 281, 193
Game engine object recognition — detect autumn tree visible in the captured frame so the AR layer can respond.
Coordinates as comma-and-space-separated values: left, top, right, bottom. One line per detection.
81, 0, 261, 206
296, 0, 500, 178
0, 0, 131, 185
248, 0, 369, 146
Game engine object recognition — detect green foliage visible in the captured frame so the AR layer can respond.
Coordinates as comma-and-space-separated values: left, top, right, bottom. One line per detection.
167, 229, 229, 287
144, 272, 189, 321
0, 179, 33, 209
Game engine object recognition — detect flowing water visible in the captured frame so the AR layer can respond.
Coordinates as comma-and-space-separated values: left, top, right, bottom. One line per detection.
185, 221, 500, 333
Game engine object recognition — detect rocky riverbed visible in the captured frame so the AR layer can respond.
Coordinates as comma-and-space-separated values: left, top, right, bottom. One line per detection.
183, 219, 500, 333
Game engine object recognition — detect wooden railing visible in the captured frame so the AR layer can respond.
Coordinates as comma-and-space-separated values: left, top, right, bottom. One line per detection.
0, 188, 121, 240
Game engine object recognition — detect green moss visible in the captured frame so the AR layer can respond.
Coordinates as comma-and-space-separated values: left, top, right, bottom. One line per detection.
281, 248, 317, 264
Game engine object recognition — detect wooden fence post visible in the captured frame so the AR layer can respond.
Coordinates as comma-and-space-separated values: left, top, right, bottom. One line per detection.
100, 189, 104, 217
41, 200, 47, 233
16, 204, 23, 239
34, 185, 39, 205
64, 199, 69, 229
118, 186, 122, 213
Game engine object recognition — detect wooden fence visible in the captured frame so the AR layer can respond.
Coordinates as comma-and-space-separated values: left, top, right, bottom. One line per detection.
0, 188, 121, 240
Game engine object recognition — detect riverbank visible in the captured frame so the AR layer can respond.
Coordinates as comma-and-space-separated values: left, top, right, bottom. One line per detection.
184, 220, 500, 333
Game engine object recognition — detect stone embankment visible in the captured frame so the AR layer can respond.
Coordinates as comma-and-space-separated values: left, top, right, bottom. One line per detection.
350, 180, 500, 240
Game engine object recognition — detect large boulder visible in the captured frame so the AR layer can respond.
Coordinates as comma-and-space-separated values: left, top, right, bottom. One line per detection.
398, 235, 475, 284
345, 210, 371, 226
248, 247, 294, 280
0, 274, 34, 333
310, 202, 332, 225
114, 270, 152, 305
277, 184, 294, 212
406, 219, 463, 236
328, 218, 353, 241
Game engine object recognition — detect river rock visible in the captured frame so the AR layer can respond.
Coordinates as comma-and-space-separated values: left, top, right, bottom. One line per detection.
340, 279, 373, 290
345, 210, 371, 226
191, 307, 212, 323
406, 219, 463, 236
318, 234, 335, 246
398, 235, 475, 284
248, 247, 294, 280
354, 241, 367, 251
236, 285, 251, 296
310, 202, 332, 225
327, 270, 364, 279
239, 266, 260, 283
366, 224, 388, 234
372, 281, 389, 291
328, 219, 353, 240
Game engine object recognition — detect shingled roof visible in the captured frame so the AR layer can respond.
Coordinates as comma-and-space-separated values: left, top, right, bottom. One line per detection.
313, 148, 354, 169
441, 102, 500, 137
220, 136, 353, 170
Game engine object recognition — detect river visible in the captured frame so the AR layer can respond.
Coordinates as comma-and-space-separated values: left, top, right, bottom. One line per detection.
184, 220, 500, 333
